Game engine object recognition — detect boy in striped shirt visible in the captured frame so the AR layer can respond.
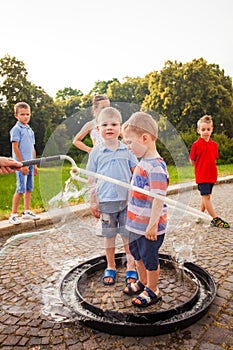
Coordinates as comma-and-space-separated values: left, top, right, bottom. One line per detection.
122, 112, 169, 307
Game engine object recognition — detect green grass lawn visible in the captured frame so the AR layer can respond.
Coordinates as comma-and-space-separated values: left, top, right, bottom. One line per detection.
1, 163, 232, 220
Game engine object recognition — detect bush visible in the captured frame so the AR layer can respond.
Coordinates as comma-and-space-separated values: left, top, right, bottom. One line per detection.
213, 133, 233, 164
180, 128, 233, 165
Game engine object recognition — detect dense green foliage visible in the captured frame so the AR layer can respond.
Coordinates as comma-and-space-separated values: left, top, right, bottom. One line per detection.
1, 55, 233, 164
0, 55, 65, 155
142, 59, 233, 137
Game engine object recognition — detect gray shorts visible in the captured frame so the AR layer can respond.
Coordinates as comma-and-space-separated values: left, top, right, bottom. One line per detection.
99, 202, 128, 238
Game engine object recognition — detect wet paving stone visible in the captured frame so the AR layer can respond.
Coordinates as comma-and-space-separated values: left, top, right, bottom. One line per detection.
79, 264, 198, 315
0, 183, 232, 349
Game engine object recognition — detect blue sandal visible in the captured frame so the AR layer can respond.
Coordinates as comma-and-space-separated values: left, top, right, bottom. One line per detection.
123, 280, 145, 296
125, 270, 138, 285
102, 269, 116, 286
132, 287, 162, 307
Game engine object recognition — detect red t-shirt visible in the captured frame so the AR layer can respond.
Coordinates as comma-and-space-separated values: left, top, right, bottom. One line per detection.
189, 137, 219, 184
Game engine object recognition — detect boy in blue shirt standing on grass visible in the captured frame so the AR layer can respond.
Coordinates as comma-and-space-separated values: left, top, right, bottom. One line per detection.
9, 102, 40, 225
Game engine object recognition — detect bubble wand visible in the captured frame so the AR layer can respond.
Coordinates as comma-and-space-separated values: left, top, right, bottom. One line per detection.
12, 155, 211, 221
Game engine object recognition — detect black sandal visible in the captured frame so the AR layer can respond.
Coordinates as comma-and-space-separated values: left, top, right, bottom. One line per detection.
210, 217, 230, 228
123, 280, 145, 296
132, 287, 162, 307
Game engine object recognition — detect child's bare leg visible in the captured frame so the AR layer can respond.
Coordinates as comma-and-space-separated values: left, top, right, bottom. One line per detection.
201, 194, 216, 218
121, 235, 135, 270
147, 265, 160, 292
104, 236, 116, 283
134, 260, 147, 286
200, 197, 206, 212
132, 267, 160, 305
24, 191, 31, 211
12, 192, 22, 214
121, 235, 137, 283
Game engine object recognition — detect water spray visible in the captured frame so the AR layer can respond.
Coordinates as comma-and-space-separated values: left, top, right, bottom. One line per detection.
15, 155, 211, 221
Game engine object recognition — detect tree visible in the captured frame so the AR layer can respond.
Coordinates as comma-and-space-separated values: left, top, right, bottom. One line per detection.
143, 58, 233, 136
0, 55, 64, 155
107, 76, 149, 105
89, 78, 119, 95
0, 55, 30, 154
55, 87, 83, 101
54, 95, 83, 119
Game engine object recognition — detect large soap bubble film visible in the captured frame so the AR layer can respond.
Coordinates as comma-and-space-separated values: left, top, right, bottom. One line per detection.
38, 102, 205, 262
40, 103, 192, 216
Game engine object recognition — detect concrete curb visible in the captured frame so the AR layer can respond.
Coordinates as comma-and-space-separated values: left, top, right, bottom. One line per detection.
1, 175, 232, 238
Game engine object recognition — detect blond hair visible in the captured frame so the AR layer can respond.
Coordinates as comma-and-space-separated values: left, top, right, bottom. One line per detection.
197, 114, 213, 128
123, 112, 158, 140
14, 102, 30, 114
98, 107, 122, 124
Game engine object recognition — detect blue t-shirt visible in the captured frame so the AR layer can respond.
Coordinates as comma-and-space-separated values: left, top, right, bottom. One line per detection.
86, 141, 138, 203
10, 121, 35, 161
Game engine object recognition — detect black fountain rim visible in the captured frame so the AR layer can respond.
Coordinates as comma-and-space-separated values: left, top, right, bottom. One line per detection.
74, 255, 200, 324
59, 253, 217, 337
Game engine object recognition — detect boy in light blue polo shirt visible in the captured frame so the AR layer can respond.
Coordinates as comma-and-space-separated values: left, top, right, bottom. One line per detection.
9, 102, 39, 225
87, 107, 138, 286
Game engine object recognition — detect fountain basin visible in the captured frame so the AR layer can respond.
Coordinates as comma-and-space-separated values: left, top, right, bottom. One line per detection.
59, 253, 216, 336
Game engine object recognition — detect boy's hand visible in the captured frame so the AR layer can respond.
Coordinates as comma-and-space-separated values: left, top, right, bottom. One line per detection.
145, 224, 158, 241
34, 165, 38, 176
90, 207, 101, 219
21, 166, 29, 175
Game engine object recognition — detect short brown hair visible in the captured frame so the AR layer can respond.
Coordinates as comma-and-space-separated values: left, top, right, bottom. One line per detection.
14, 102, 30, 114
92, 95, 109, 111
123, 112, 158, 140
197, 114, 213, 128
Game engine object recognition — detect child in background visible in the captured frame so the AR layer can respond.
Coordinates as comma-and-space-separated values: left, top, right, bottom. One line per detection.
190, 114, 230, 228
73, 94, 110, 152
9, 102, 39, 225
73, 95, 110, 236
87, 107, 138, 286
122, 112, 169, 307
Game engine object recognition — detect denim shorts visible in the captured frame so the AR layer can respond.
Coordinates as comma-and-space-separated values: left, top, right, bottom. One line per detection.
198, 183, 214, 196
100, 207, 129, 238
16, 166, 34, 194
129, 232, 165, 271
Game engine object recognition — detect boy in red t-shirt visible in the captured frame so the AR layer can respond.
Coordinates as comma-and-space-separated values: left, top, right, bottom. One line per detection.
190, 115, 230, 228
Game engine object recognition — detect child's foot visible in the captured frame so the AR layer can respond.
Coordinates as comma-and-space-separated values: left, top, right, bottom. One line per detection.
210, 217, 230, 228
22, 210, 40, 220
125, 270, 138, 285
123, 280, 145, 295
9, 214, 22, 225
132, 287, 162, 307
102, 269, 116, 285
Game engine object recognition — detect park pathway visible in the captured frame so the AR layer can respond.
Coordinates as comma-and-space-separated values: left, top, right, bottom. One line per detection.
0, 180, 232, 350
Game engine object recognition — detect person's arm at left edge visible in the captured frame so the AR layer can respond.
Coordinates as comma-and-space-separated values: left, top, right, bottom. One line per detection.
0, 157, 22, 174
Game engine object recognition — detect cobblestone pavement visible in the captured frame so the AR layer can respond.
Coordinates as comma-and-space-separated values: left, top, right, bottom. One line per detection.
0, 182, 232, 350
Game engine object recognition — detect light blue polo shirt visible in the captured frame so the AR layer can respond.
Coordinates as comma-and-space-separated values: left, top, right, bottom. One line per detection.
87, 141, 138, 203
10, 121, 35, 161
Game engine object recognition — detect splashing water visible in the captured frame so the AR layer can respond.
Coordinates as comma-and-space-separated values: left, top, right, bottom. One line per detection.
48, 174, 88, 206
0, 160, 211, 324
